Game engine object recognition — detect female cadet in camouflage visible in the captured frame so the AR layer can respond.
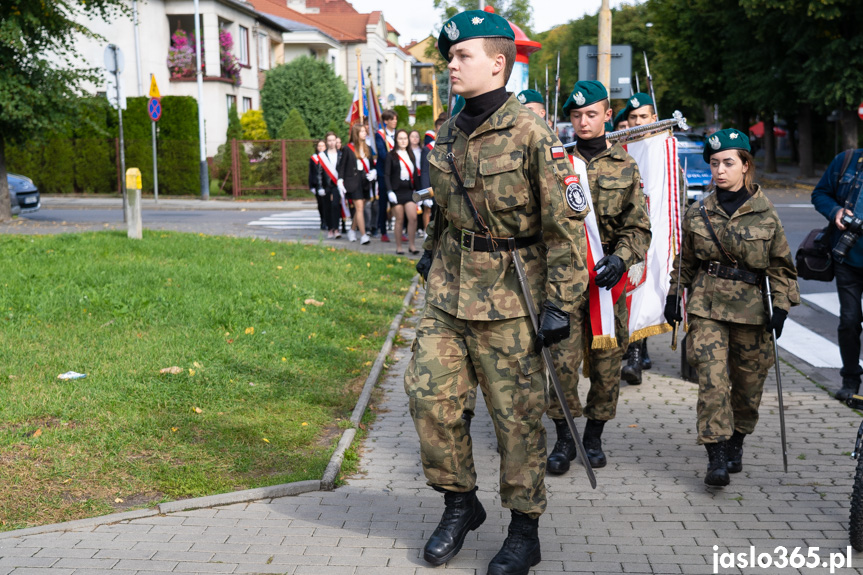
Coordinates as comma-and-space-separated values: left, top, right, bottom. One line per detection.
405, 9, 589, 575
665, 128, 799, 487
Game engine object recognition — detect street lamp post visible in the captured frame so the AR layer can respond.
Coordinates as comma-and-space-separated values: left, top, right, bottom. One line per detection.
193, 0, 209, 200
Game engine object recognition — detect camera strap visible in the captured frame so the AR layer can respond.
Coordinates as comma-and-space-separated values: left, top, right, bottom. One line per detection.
843, 153, 863, 214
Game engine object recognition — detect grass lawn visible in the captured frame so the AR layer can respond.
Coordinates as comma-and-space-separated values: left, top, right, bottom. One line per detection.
0, 231, 415, 530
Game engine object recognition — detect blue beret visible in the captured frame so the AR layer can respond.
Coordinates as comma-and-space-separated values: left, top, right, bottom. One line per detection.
438, 10, 515, 62
562, 81, 608, 116
703, 128, 751, 162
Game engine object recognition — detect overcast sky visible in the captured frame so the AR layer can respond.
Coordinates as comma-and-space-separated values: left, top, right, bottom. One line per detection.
347, 0, 639, 44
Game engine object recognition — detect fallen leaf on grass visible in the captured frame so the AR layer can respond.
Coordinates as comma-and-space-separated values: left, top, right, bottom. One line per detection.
301, 422, 308, 426
31, 428, 42, 438
188, 369, 196, 376
262, 438, 269, 443
171, 427, 178, 432
160, 366, 183, 375
193, 361, 203, 369
115, 498, 123, 503
245, 327, 255, 335
193, 407, 203, 414
304, 299, 324, 307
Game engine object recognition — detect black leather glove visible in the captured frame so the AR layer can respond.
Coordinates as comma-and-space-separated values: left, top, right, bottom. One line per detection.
416, 249, 433, 281
535, 301, 570, 353
594, 254, 626, 289
768, 307, 788, 339
664, 294, 682, 326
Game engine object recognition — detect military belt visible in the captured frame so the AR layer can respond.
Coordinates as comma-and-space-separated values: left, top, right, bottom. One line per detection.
701, 260, 762, 286
449, 223, 541, 253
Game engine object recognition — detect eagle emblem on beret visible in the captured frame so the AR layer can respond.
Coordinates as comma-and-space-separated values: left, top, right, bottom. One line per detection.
517, 93, 526, 104
729, 131, 739, 140
471, 16, 484, 25
709, 136, 721, 150
574, 91, 586, 106
444, 21, 459, 41
630, 97, 639, 107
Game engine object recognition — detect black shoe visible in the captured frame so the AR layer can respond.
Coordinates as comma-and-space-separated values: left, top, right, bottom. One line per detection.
836, 380, 860, 401
704, 442, 730, 486
583, 419, 607, 468
423, 487, 486, 566
547, 418, 577, 475
487, 511, 541, 575
641, 339, 652, 370
726, 430, 745, 474
621, 342, 643, 385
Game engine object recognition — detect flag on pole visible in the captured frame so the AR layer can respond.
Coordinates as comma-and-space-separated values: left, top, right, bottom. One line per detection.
432, 73, 442, 121
622, 130, 683, 341
345, 74, 368, 125
366, 71, 383, 154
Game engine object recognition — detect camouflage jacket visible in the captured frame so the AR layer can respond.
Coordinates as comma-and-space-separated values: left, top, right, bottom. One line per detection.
669, 185, 800, 325
422, 94, 589, 321
570, 143, 651, 269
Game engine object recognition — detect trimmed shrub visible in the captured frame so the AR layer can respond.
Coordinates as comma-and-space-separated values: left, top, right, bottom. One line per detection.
241, 109, 269, 140
394, 105, 409, 129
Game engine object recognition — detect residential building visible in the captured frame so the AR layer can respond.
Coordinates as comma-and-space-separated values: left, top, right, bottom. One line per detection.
405, 35, 438, 110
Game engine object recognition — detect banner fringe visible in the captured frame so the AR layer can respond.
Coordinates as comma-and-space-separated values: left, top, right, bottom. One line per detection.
629, 323, 672, 342
590, 335, 619, 350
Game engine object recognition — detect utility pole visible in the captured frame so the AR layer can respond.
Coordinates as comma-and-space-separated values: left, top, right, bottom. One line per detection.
193, 0, 209, 200
597, 0, 612, 93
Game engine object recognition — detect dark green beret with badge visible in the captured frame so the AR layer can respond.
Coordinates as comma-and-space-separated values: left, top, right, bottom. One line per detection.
517, 89, 544, 105
562, 80, 608, 116
703, 128, 751, 162
622, 92, 654, 120
438, 10, 515, 62
613, 108, 627, 129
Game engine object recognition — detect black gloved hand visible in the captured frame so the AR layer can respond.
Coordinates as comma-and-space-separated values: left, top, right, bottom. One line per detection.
594, 254, 626, 289
535, 301, 570, 353
768, 307, 788, 339
416, 249, 433, 281
664, 294, 682, 326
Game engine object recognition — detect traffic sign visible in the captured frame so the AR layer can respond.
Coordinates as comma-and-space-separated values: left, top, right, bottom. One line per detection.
858, 102, 863, 122
148, 98, 162, 122
149, 75, 161, 99
104, 44, 124, 74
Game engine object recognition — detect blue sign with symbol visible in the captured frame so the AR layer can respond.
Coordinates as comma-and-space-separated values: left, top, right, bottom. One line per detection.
148, 98, 161, 122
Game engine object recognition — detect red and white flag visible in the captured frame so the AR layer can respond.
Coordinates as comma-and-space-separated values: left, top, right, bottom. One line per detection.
345, 75, 367, 126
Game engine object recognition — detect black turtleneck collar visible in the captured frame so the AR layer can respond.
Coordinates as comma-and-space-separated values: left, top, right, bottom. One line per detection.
455, 87, 509, 136
576, 133, 608, 162
716, 186, 752, 216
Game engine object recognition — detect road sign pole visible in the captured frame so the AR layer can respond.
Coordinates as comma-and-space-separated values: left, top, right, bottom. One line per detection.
114, 46, 127, 223
152, 120, 158, 203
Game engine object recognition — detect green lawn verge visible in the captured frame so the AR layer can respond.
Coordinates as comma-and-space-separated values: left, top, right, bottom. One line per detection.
0, 231, 415, 530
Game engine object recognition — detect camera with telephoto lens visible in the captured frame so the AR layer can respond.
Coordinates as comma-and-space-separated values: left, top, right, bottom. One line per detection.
833, 213, 863, 263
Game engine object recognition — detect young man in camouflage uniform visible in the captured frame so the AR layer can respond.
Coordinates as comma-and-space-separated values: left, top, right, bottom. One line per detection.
517, 88, 552, 129
406, 10, 589, 575
546, 80, 651, 475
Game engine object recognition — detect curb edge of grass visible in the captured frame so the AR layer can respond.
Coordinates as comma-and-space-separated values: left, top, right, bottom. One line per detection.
0, 274, 421, 539
321, 274, 421, 490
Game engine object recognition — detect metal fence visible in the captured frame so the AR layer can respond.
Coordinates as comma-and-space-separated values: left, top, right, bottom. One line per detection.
224, 139, 317, 200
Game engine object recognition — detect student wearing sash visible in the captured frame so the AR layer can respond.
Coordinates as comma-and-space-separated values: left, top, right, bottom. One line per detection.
418, 115, 446, 236
319, 131, 344, 239
308, 139, 327, 231
375, 110, 398, 242
546, 81, 651, 475
340, 123, 376, 245
383, 129, 418, 254
665, 129, 798, 486
409, 130, 425, 238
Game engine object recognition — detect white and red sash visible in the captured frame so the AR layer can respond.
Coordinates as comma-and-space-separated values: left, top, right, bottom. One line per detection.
318, 151, 339, 185
348, 143, 370, 173
310, 154, 320, 165
397, 151, 415, 184
425, 141, 435, 151
377, 129, 394, 152
570, 154, 627, 349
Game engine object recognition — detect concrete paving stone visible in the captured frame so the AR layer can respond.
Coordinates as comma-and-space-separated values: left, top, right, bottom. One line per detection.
7, 569, 74, 575
150, 550, 215, 563
327, 555, 388, 567
92, 525, 152, 535
238, 525, 313, 537
304, 546, 362, 558
169, 562, 239, 574
270, 554, 328, 567
111, 532, 173, 543
233, 565, 296, 574
146, 525, 207, 536
64, 570, 136, 575
0, 559, 58, 569
224, 534, 284, 546
334, 537, 395, 549
180, 517, 240, 528
91, 549, 155, 561
188, 543, 251, 555
245, 544, 306, 556
172, 509, 219, 518
112, 559, 178, 572
52, 558, 120, 570
203, 526, 262, 538
0, 549, 38, 558
130, 541, 193, 553
13, 537, 84, 550
213, 509, 272, 521
71, 540, 136, 552
31, 549, 96, 560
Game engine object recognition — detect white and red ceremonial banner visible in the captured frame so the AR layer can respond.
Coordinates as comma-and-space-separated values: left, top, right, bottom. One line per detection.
621, 130, 683, 341
345, 75, 367, 126
570, 155, 628, 349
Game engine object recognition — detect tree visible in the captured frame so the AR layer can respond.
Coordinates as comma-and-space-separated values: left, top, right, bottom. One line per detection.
213, 104, 245, 195
433, 0, 534, 34
0, 0, 126, 222
260, 57, 351, 141
241, 109, 269, 140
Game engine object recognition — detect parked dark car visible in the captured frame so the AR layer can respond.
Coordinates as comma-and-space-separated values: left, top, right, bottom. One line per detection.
678, 149, 712, 204
7, 173, 40, 215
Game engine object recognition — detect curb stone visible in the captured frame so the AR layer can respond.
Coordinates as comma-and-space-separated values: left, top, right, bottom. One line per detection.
0, 275, 420, 538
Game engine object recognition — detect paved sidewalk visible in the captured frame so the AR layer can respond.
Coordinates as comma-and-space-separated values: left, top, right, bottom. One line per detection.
1, 286, 862, 574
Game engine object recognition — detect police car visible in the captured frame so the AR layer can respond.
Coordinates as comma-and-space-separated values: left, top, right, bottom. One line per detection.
7, 173, 41, 215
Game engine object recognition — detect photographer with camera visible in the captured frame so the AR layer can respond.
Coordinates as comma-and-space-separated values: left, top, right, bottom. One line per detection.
812, 148, 863, 401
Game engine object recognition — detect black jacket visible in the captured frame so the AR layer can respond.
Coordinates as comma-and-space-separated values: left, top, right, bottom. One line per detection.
308, 156, 323, 190
384, 151, 416, 194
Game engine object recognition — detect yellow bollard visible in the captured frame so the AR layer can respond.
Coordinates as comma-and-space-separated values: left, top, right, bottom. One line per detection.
126, 167, 143, 239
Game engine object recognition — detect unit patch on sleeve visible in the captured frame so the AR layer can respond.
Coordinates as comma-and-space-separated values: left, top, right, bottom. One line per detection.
551, 146, 565, 160
564, 175, 587, 212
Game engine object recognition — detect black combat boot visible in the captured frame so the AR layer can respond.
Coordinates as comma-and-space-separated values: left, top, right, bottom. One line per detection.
704, 442, 730, 486
547, 418, 577, 475
582, 419, 607, 468
423, 487, 486, 566
726, 430, 746, 474
620, 342, 643, 385
836, 379, 860, 401
487, 511, 541, 575
641, 339, 652, 370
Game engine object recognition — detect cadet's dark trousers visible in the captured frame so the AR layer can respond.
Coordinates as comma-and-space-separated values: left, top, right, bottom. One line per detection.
376, 184, 389, 234
324, 186, 341, 232
835, 261, 863, 384
404, 303, 548, 518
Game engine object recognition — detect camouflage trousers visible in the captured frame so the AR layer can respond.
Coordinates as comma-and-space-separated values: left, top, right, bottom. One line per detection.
547, 291, 629, 421
404, 303, 548, 518
687, 316, 774, 444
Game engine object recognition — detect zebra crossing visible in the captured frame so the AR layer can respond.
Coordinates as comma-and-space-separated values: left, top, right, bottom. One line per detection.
247, 210, 346, 230
787, 292, 862, 370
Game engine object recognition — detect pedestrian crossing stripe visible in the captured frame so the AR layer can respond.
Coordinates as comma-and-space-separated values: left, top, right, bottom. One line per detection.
247, 210, 351, 230
781, 292, 863, 370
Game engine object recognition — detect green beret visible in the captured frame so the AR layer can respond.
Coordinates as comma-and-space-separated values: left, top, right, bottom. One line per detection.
438, 10, 515, 62
562, 80, 608, 116
517, 89, 544, 105
613, 108, 627, 129
703, 128, 751, 162
604, 121, 614, 132
622, 92, 654, 121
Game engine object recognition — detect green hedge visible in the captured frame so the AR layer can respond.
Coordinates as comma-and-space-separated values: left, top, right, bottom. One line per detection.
394, 105, 409, 129
5, 96, 200, 195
